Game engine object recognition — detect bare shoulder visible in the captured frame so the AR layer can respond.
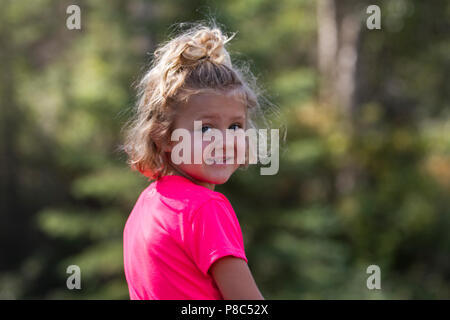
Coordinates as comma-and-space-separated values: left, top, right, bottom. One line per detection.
209, 256, 265, 300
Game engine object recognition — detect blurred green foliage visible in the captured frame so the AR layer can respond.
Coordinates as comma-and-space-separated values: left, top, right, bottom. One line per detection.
0, 0, 449, 299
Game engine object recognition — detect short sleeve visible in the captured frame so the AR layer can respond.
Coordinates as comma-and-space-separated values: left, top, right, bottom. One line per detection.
186, 199, 248, 276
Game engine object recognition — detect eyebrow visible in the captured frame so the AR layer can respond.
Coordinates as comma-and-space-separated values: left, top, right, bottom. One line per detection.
195, 114, 246, 122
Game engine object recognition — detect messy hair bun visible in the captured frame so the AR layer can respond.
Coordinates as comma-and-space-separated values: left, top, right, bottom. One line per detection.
180, 28, 234, 67
122, 22, 272, 180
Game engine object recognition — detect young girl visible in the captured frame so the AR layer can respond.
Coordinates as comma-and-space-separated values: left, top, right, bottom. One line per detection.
122, 23, 266, 300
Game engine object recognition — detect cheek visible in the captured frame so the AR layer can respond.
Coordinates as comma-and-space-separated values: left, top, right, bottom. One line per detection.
201, 140, 210, 153
235, 139, 245, 154
183, 134, 202, 162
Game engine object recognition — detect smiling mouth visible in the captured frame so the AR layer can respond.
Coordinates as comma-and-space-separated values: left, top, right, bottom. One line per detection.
207, 157, 234, 164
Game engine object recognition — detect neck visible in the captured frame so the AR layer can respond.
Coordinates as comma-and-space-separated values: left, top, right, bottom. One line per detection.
166, 163, 215, 191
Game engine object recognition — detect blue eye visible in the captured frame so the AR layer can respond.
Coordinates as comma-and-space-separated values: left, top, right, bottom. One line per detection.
202, 125, 211, 133
229, 123, 242, 131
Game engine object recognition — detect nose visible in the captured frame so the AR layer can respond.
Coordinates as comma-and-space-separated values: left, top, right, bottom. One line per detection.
223, 129, 236, 157
206, 128, 236, 158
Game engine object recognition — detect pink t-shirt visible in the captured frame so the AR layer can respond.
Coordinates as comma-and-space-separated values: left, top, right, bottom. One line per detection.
123, 175, 248, 300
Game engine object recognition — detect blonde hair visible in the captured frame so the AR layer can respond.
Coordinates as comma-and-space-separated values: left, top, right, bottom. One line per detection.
122, 22, 269, 180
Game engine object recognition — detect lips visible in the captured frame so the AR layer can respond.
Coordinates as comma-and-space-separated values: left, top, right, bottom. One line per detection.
207, 156, 234, 164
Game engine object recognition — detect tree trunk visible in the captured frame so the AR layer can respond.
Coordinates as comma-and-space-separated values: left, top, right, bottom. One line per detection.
317, 0, 363, 113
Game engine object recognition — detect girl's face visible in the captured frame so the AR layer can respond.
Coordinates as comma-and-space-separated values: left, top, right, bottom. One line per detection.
165, 92, 247, 190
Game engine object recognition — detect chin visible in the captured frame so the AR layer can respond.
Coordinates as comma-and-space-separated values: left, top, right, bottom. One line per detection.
194, 172, 232, 186
204, 175, 231, 185
189, 166, 238, 186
